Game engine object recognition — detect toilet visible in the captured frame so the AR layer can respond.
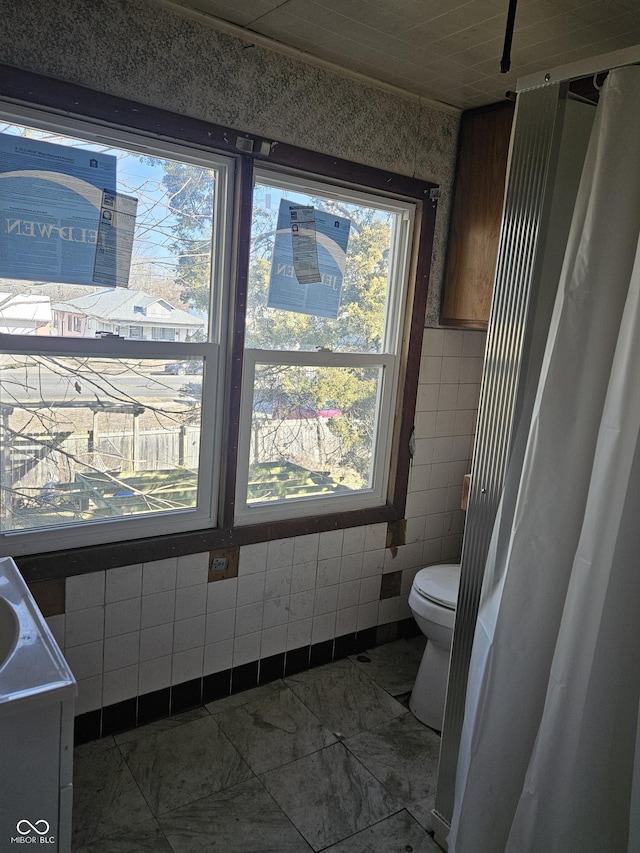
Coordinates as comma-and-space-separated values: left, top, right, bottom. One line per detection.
408, 563, 461, 730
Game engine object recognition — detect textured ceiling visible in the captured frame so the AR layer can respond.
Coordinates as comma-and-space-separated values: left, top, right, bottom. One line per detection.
170, 0, 640, 110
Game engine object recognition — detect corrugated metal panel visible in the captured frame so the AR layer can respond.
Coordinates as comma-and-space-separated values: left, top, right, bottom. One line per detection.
433, 81, 564, 840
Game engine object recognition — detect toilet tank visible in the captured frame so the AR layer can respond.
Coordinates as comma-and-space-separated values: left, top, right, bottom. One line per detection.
0, 556, 76, 852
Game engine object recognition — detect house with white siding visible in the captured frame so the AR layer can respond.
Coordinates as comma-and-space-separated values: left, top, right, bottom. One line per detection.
51, 288, 204, 340
0, 291, 51, 335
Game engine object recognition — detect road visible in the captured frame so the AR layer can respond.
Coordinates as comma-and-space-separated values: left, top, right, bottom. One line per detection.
0, 366, 200, 406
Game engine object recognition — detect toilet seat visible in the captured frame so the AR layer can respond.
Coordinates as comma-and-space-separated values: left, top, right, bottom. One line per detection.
413, 564, 460, 610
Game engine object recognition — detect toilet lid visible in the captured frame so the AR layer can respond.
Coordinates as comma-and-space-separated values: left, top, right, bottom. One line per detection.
414, 564, 461, 609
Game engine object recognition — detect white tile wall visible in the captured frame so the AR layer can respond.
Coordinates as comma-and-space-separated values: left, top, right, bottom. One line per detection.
142, 557, 177, 595
176, 552, 209, 587
204, 639, 233, 674
336, 605, 358, 636
62, 327, 484, 716
238, 541, 268, 574
45, 614, 65, 649
104, 598, 140, 638
65, 606, 104, 647
173, 614, 206, 653
287, 618, 312, 651
312, 612, 336, 644
175, 585, 207, 621
293, 533, 319, 563
363, 549, 384, 577
261, 596, 288, 629
207, 577, 237, 612
377, 327, 486, 627
172, 647, 204, 685
317, 557, 341, 587
267, 537, 294, 569
261, 624, 287, 658
105, 564, 142, 603
139, 656, 171, 695
104, 632, 139, 673
103, 664, 138, 706
233, 632, 261, 667
140, 623, 173, 661
236, 573, 266, 607
66, 571, 105, 611
205, 603, 234, 639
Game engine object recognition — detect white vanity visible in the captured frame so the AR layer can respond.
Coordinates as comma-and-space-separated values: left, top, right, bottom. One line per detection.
0, 556, 76, 852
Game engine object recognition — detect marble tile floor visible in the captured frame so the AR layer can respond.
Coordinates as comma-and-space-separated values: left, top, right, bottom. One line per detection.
72, 637, 444, 852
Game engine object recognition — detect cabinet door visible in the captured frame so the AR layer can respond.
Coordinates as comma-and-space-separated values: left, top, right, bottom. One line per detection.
441, 101, 514, 329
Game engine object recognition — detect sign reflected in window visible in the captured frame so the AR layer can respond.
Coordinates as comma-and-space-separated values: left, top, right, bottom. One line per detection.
267, 200, 351, 319
0, 133, 136, 288
0, 112, 226, 554
238, 171, 414, 523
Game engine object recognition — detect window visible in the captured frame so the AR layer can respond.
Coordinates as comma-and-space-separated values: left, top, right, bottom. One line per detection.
235, 171, 415, 524
0, 106, 233, 555
152, 327, 179, 341
0, 75, 435, 564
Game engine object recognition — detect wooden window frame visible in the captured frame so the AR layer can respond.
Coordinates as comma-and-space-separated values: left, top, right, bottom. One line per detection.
0, 65, 438, 582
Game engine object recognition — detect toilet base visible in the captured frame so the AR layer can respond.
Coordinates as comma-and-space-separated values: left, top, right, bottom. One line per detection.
409, 638, 450, 731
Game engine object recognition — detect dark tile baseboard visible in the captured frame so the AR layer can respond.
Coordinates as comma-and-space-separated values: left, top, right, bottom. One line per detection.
74, 620, 417, 745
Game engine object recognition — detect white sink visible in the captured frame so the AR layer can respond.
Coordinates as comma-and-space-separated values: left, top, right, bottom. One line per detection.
0, 556, 76, 852
0, 596, 18, 668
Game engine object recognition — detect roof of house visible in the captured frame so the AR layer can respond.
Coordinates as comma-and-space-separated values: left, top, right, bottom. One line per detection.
0, 292, 51, 322
51, 288, 203, 327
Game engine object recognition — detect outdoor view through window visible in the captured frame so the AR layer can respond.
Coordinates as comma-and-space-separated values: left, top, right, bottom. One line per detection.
236, 173, 413, 522
0, 115, 224, 544
0, 108, 416, 551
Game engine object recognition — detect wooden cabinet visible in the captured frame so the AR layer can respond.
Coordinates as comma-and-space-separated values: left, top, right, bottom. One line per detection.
440, 100, 514, 329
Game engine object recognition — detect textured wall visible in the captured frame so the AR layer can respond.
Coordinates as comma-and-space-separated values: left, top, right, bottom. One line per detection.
0, 0, 459, 324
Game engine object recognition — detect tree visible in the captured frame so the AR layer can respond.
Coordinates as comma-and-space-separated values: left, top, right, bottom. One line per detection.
0, 137, 216, 531
245, 193, 394, 489
148, 160, 215, 313
245, 199, 391, 354
0, 129, 398, 523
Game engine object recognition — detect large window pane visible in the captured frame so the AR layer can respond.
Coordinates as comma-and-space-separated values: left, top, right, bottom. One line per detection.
238, 170, 414, 523
248, 363, 381, 505
0, 121, 216, 340
246, 180, 397, 354
0, 108, 230, 553
0, 354, 203, 531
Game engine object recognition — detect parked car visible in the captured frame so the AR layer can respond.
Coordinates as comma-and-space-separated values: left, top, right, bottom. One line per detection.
164, 360, 203, 375
253, 395, 343, 419
283, 403, 343, 419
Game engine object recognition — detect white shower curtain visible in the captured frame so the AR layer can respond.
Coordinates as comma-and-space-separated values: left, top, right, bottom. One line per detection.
448, 65, 640, 853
